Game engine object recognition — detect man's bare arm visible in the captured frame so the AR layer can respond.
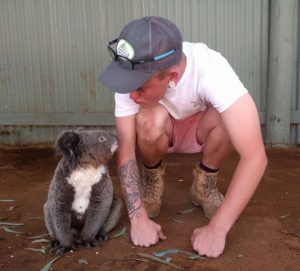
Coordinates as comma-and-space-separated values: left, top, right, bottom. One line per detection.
115, 115, 144, 219
116, 115, 166, 246
118, 159, 143, 219
191, 93, 267, 257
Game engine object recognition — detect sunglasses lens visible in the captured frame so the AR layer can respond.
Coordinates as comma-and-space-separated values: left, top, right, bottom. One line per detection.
117, 56, 133, 69
108, 47, 116, 61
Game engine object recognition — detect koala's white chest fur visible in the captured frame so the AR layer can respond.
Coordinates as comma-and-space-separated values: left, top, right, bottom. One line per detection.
67, 165, 106, 214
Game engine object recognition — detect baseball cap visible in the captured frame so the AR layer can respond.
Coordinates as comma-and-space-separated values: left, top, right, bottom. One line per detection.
98, 16, 182, 93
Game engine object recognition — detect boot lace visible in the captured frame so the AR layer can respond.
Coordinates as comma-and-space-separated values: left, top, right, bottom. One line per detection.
203, 174, 223, 204
142, 168, 161, 200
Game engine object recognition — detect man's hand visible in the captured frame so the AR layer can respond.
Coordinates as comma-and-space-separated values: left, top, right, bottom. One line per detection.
191, 224, 226, 258
131, 213, 166, 247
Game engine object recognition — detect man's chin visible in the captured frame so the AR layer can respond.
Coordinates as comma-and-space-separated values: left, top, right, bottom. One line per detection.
134, 101, 148, 107
139, 103, 157, 108
133, 99, 158, 108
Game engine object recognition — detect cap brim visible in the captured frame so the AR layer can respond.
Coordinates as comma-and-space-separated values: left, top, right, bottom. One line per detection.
98, 61, 154, 93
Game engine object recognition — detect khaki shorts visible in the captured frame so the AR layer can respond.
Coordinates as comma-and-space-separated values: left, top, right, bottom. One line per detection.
167, 111, 205, 153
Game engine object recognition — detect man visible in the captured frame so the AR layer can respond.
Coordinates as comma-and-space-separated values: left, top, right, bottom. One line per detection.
99, 16, 267, 258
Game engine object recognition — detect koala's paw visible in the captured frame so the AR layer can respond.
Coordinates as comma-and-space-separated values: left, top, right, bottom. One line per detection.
97, 229, 108, 241
50, 244, 76, 255
49, 240, 76, 255
72, 235, 83, 246
49, 239, 60, 249
82, 238, 102, 248
100, 233, 108, 241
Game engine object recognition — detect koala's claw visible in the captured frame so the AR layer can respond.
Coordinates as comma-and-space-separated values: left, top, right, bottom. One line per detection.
49, 240, 76, 255
98, 229, 108, 241
100, 233, 108, 241
83, 239, 102, 248
53, 245, 76, 255
72, 236, 83, 246
49, 240, 60, 249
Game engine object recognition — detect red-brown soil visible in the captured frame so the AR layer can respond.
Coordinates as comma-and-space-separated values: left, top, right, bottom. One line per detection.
0, 147, 299, 271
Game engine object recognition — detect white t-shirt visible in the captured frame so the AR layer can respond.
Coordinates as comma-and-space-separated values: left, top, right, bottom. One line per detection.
114, 42, 248, 119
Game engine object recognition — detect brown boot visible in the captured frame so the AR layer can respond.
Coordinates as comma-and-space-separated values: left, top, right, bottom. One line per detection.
141, 164, 165, 218
190, 164, 224, 219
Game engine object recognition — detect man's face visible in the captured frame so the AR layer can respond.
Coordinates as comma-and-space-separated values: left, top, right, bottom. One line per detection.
129, 73, 169, 108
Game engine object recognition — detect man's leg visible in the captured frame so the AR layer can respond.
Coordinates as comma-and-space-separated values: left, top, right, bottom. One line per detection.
136, 105, 173, 166
191, 107, 233, 219
197, 107, 233, 168
135, 104, 173, 217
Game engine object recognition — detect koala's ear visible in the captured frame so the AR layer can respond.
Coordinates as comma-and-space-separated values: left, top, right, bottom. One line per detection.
75, 127, 85, 133
55, 131, 81, 160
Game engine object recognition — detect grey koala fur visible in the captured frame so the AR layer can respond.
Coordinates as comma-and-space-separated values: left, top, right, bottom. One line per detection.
44, 129, 122, 255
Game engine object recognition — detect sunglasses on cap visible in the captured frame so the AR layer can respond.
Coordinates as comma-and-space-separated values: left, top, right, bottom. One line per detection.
107, 38, 176, 70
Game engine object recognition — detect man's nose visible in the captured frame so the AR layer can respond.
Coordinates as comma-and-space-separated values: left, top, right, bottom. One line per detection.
129, 91, 141, 100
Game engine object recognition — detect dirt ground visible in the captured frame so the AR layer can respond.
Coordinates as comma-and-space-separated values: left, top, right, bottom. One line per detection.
0, 147, 299, 271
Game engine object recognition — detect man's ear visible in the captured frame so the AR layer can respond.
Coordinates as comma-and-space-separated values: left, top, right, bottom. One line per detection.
55, 131, 81, 164
168, 67, 180, 83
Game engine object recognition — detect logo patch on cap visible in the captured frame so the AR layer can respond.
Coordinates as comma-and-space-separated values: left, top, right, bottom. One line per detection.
117, 39, 135, 59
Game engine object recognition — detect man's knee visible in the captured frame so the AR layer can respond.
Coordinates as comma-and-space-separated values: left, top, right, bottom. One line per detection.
136, 105, 170, 144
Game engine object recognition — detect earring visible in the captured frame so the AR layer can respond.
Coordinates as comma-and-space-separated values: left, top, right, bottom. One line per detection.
168, 80, 176, 88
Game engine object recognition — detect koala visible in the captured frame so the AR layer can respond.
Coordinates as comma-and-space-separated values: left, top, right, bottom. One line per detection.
44, 129, 122, 255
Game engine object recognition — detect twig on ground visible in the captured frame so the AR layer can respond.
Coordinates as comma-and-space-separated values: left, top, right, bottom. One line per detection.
25, 248, 46, 255
176, 208, 195, 215
3, 227, 30, 235
280, 230, 300, 238
28, 233, 50, 240
28, 216, 44, 221
169, 218, 185, 224
152, 248, 206, 260
0, 222, 24, 226
40, 255, 64, 271
0, 199, 15, 202
110, 226, 127, 238
137, 252, 185, 270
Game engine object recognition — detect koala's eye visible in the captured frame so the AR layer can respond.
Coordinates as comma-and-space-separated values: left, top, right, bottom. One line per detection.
98, 136, 106, 142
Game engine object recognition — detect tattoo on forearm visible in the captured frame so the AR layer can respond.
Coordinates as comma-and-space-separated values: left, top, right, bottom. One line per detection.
118, 160, 143, 218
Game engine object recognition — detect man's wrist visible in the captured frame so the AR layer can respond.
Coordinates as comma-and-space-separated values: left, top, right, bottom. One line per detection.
208, 210, 233, 236
129, 206, 149, 223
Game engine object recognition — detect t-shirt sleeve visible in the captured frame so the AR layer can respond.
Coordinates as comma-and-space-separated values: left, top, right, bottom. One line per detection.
202, 52, 248, 113
114, 93, 140, 117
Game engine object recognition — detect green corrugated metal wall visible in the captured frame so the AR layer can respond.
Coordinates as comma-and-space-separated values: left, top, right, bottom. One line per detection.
0, 0, 299, 145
